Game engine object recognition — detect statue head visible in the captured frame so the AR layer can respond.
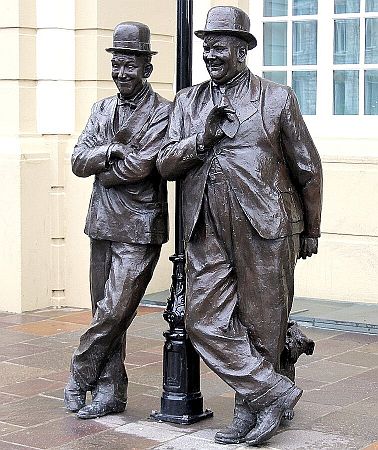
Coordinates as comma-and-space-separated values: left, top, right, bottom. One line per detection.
106, 22, 156, 98
195, 6, 257, 85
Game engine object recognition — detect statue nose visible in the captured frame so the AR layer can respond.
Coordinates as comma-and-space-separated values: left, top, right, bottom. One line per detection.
118, 66, 127, 78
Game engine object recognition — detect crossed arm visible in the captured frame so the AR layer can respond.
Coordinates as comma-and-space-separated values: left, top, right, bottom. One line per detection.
72, 104, 169, 186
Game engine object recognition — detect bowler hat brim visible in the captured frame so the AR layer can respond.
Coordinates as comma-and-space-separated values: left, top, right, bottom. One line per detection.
194, 29, 257, 50
106, 47, 158, 55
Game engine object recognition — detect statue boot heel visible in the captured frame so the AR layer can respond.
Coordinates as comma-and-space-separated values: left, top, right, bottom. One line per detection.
64, 374, 86, 412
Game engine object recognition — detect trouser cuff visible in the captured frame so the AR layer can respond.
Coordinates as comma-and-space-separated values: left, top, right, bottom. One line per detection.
243, 376, 294, 410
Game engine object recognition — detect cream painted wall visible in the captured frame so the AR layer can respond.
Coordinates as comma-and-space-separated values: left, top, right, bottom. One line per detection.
295, 140, 378, 303
0, 0, 175, 313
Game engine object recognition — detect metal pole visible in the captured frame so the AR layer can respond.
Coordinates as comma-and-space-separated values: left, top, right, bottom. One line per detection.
150, 0, 213, 424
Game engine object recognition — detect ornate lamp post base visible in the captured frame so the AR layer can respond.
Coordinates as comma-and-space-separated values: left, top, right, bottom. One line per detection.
150, 329, 213, 424
150, 253, 213, 424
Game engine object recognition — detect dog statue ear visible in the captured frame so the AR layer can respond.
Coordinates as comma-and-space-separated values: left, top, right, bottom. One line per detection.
305, 340, 315, 355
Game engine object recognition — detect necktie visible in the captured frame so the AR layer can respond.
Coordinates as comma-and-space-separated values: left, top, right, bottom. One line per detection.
118, 102, 136, 129
218, 85, 240, 139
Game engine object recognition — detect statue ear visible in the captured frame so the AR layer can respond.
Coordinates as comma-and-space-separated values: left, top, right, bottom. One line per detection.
237, 47, 247, 63
144, 63, 153, 79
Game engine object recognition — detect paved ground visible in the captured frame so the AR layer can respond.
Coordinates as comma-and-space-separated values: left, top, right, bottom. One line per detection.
0, 305, 377, 449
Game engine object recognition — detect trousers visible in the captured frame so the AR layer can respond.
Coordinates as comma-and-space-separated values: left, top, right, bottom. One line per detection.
185, 171, 299, 408
71, 239, 161, 401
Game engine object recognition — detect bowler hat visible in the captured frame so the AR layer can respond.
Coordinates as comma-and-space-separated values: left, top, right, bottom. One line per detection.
106, 22, 157, 55
195, 6, 257, 50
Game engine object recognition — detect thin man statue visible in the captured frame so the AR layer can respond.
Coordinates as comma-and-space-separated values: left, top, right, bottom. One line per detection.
64, 22, 170, 419
157, 6, 322, 446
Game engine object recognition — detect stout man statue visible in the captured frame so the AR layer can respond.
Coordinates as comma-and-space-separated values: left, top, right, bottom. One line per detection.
157, 6, 322, 446
64, 22, 170, 419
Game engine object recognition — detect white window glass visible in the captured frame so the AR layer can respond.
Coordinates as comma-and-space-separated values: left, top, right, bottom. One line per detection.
334, 19, 360, 64
365, 70, 378, 114
334, 0, 360, 13
334, 70, 359, 114
365, 18, 378, 63
263, 22, 288, 65
293, 0, 318, 15
366, 0, 378, 12
263, 0, 288, 17
293, 21, 317, 65
263, 71, 287, 84
292, 71, 317, 114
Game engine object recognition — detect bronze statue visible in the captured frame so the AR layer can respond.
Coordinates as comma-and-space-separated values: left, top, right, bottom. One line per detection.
64, 22, 170, 419
157, 6, 322, 446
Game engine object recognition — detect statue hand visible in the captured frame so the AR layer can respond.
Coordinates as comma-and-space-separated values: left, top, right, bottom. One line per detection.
203, 105, 233, 148
299, 236, 318, 259
109, 143, 127, 160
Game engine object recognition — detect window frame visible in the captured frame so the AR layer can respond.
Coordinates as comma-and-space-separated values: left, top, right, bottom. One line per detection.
250, 0, 378, 138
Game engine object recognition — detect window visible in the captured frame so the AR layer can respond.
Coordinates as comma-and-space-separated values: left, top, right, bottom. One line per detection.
259, 0, 378, 117
333, 0, 378, 115
262, 0, 318, 114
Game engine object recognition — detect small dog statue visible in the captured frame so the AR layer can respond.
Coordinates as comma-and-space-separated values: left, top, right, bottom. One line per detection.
280, 321, 315, 420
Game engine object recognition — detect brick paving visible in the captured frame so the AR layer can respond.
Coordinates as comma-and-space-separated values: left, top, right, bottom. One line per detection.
0, 306, 376, 449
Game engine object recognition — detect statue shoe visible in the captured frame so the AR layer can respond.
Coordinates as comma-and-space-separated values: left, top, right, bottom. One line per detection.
63, 375, 86, 412
76, 398, 126, 419
245, 386, 302, 446
214, 414, 256, 444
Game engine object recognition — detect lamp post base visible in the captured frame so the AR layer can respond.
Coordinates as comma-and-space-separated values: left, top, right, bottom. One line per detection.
151, 325, 213, 425
151, 408, 213, 425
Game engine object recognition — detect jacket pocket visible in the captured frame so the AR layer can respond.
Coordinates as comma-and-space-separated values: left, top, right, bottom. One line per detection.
279, 189, 303, 223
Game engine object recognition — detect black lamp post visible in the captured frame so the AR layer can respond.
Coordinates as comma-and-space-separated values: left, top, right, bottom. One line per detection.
150, 0, 213, 425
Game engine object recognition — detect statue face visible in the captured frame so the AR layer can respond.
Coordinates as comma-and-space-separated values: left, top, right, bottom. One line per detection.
111, 53, 151, 98
203, 35, 245, 85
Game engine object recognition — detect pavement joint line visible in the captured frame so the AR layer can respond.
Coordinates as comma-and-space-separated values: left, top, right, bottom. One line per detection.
0, 420, 25, 429
0, 391, 23, 398
39, 394, 64, 401
128, 381, 161, 389
114, 420, 187, 441
0, 414, 70, 436
1, 350, 56, 362
300, 357, 374, 371
0, 439, 41, 449
128, 362, 162, 370
308, 345, 374, 362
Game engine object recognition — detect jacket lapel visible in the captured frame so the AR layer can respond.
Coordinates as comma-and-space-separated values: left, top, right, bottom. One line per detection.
113, 85, 156, 145
198, 82, 214, 128
197, 74, 261, 128
232, 73, 261, 124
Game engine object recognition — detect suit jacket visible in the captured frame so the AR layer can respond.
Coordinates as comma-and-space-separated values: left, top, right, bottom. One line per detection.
72, 84, 170, 244
157, 72, 322, 242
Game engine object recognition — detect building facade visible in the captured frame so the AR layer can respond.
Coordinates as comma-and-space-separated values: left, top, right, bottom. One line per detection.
0, 0, 377, 313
